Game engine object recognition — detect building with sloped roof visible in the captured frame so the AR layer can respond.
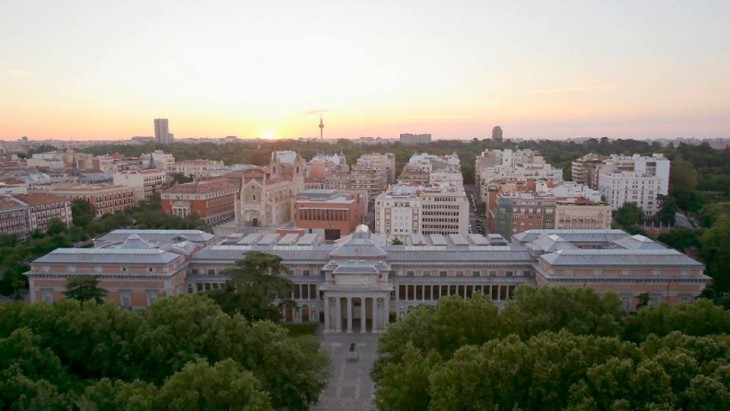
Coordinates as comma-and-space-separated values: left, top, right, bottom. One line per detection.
27, 227, 708, 329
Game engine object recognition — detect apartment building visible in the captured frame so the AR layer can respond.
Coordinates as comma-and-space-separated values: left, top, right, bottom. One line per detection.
113, 169, 167, 202
161, 179, 237, 226
597, 154, 670, 215
51, 185, 136, 217
15, 193, 72, 233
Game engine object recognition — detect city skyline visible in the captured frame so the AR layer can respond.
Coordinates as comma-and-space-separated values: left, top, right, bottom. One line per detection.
1, 0, 729, 141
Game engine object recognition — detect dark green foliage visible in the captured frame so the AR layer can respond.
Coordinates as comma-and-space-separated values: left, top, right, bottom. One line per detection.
613, 202, 644, 229
373, 286, 730, 410
0, 295, 329, 410
64, 275, 107, 303
207, 251, 296, 322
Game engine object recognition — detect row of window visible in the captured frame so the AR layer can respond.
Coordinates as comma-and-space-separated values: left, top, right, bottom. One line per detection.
398, 284, 516, 301
402, 269, 531, 277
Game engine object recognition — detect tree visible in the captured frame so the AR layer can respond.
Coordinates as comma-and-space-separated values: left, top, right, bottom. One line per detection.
46, 218, 67, 236
700, 215, 730, 292
64, 275, 107, 303
671, 158, 698, 194
501, 286, 626, 338
475, 201, 486, 215
374, 343, 440, 411
156, 359, 272, 411
209, 251, 296, 322
614, 202, 644, 229
71, 199, 95, 228
390, 238, 403, 245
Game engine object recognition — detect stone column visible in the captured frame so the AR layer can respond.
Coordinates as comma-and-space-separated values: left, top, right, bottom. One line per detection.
323, 297, 330, 333
335, 297, 342, 332
360, 298, 366, 333
373, 298, 379, 333
384, 296, 390, 330
346, 297, 353, 333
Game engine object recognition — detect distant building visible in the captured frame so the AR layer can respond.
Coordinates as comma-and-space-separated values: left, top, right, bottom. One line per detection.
161, 179, 237, 226
356, 153, 396, 184
154, 118, 173, 144
571, 153, 605, 189
0, 196, 30, 240
234, 151, 306, 227
597, 154, 670, 215
168, 160, 225, 178
375, 183, 469, 239
399, 133, 431, 145
113, 169, 167, 202
294, 189, 366, 240
14, 194, 72, 234
51, 185, 136, 217
147, 150, 176, 171
492, 126, 503, 142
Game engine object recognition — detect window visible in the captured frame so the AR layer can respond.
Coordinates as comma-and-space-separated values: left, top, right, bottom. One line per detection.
41, 289, 53, 303
456, 271, 464, 277
146, 291, 158, 306
148, 267, 154, 273
406, 270, 415, 277
303, 270, 311, 276
489, 270, 497, 277
122, 267, 128, 272
506, 271, 513, 277
439, 270, 447, 277
472, 271, 480, 277
208, 269, 215, 275
423, 270, 431, 277
120, 291, 131, 308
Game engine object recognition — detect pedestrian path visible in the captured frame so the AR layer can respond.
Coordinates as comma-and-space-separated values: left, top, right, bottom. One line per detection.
311, 333, 379, 411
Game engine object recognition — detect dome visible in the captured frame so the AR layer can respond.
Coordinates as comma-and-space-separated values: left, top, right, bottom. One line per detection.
355, 224, 370, 234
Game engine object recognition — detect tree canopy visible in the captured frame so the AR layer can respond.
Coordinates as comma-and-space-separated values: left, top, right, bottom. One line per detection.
373, 286, 730, 410
0, 295, 329, 410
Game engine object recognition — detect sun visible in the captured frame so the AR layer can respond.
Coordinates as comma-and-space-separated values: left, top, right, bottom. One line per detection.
260, 130, 277, 140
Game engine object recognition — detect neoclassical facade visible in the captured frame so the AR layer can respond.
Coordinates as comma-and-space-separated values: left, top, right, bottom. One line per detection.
28, 227, 709, 333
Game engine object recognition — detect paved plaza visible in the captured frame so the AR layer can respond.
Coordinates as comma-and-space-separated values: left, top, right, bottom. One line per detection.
311, 332, 379, 411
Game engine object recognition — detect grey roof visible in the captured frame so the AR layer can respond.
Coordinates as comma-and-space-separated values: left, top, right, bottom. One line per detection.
96, 229, 215, 247
612, 235, 666, 250
34, 248, 182, 264
192, 245, 333, 262
386, 249, 532, 263
540, 249, 703, 267
332, 262, 380, 274
530, 234, 577, 252
512, 229, 628, 244
329, 232, 387, 258
116, 234, 153, 249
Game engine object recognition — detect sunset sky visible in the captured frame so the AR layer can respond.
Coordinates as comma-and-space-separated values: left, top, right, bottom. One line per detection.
1, 0, 728, 141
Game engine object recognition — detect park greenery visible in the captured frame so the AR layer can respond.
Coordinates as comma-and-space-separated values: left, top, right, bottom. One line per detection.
207, 251, 297, 323
373, 286, 730, 410
0, 195, 203, 297
0, 294, 329, 410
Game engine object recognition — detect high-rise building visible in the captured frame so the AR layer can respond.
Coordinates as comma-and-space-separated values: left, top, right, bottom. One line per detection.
597, 154, 670, 215
492, 126, 503, 142
154, 118, 172, 144
399, 133, 431, 144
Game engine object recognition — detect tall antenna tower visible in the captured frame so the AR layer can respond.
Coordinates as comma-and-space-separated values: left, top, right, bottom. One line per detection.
319, 113, 325, 141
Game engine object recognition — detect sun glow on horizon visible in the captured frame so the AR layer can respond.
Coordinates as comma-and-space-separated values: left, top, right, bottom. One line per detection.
259, 130, 278, 140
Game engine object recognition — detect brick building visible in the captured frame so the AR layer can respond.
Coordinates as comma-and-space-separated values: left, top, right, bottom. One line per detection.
15, 193, 72, 234
161, 179, 237, 226
0, 196, 29, 240
51, 185, 136, 217
294, 189, 366, 240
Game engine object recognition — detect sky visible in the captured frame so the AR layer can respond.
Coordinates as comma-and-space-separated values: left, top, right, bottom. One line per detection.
1, 0, 728, 141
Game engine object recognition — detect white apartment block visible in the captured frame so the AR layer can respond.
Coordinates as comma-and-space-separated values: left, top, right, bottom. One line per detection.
375, 183, 469, 240
168, 160, 225, 178
148, 150, 176, 171
475, 149, 563, 203
112, 169, 167, 202
356, 153, 396, 184
597, 154, 669, 215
